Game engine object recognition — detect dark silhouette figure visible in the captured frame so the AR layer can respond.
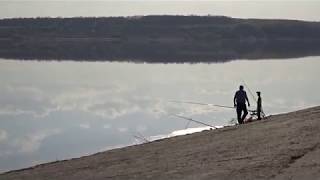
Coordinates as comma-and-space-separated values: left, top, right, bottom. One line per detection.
234, 85, 250, 124
256, 91, 262, 120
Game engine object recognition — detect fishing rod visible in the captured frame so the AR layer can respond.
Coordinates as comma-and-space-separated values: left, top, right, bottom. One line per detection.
131, 132, 149, 143
241, 79, 257, 103
170, 114, 216, 129
169, 100, 235, 109
169, 100, 256, 112
241, 79, 267, 118
185, 119, 191, 129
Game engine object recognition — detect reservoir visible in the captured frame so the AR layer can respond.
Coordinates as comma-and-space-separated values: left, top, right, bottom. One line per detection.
0, 56, 319, 172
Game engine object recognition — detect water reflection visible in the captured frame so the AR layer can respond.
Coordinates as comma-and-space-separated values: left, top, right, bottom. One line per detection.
0, 57, 319, 172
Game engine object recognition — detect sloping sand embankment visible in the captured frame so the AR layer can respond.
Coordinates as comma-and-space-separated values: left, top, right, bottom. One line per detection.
1, 106, 320, 180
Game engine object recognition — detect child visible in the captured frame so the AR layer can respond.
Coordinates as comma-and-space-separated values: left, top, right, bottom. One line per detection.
256, 91, 262, 120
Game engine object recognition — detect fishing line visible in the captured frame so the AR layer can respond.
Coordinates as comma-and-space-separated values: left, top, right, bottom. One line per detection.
170, 114, 216, 129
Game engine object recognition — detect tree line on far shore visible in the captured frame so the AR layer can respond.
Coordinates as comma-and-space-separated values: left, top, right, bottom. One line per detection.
1, 15, 320, 62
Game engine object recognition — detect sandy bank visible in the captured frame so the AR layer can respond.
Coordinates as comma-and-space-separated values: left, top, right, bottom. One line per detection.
1, 106, 320, 180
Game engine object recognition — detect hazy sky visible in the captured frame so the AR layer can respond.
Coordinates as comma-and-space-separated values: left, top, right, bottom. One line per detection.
0, 1, 320, 21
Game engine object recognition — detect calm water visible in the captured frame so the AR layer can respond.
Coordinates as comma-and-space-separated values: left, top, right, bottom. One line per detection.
0, 57, 320, 172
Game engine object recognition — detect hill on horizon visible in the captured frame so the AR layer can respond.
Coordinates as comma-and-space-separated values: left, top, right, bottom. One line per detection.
1, 15, 320, 62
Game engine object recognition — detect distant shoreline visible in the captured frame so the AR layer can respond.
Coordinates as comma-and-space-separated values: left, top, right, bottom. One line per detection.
1, 16, 320, 62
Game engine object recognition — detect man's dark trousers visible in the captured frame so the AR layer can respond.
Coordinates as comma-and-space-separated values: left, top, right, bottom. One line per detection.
236, 103, 248, 124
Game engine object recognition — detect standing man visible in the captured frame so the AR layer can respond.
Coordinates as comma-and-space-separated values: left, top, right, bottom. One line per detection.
234, 85, 250, 124
256, 91, 262, 120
